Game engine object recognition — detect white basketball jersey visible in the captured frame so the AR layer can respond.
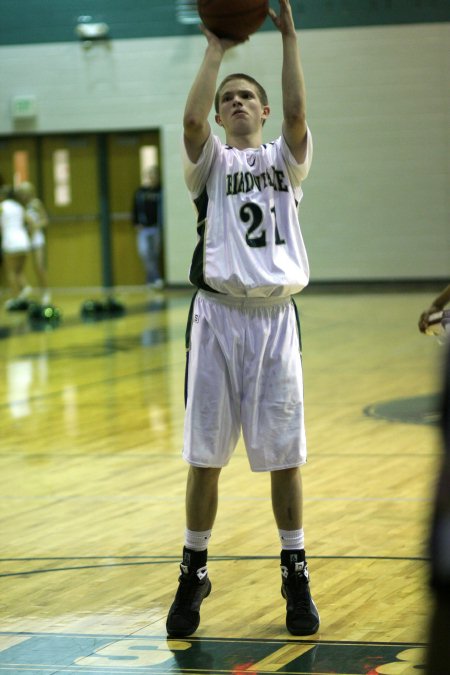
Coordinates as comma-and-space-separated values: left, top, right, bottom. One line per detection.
183, 130, 313, 298
0, 199, 30, 253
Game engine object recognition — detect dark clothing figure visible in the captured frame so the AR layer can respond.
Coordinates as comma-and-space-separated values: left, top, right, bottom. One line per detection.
132, 170, 163, 287
132, 184, 161, 230
426, 344, 450, 673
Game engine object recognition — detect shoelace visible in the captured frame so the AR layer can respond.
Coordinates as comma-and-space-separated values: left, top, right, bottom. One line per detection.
174, 572, 203, 607
287, 572, 311, 613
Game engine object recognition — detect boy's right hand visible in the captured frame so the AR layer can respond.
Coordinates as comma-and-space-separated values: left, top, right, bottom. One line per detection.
200, 23, 248, 52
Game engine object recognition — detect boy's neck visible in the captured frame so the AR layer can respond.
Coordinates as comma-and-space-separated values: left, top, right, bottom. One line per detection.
225, 131, 263, 150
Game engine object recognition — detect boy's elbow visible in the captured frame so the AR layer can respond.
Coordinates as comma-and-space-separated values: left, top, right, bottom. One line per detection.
284, 110, 307, 137
183, 114, 205, 135
284, 108, 306, 127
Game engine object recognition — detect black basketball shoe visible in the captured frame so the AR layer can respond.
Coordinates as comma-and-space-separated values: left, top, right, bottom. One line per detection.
166, 548, 211, 637
281, 550, 320, 635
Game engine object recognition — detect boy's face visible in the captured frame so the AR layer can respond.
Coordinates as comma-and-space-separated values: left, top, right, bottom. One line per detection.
215, 78, 270, 135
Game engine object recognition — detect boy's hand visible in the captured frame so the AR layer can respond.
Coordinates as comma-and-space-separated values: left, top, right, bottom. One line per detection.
268, 0, 296, 37
200, 23, 248, 53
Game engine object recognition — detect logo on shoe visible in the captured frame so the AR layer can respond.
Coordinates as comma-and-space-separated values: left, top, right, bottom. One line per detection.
196, 565, 208, 581
295, 561, 309, 580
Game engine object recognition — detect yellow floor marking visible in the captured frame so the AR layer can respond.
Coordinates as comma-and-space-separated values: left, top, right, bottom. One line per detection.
247, 642, 316, 671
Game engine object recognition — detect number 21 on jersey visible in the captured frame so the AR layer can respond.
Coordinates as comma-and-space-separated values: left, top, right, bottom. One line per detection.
240, 202, 286, 248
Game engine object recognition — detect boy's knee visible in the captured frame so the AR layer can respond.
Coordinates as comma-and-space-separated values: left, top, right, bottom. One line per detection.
189, 465, 221, 484
272, 466, 300, 481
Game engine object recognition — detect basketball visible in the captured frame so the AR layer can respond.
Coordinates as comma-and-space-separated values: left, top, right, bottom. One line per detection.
197, 0, 269, 40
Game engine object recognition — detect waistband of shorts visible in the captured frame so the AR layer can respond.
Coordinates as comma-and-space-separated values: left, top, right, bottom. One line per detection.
198, 289, 292, 308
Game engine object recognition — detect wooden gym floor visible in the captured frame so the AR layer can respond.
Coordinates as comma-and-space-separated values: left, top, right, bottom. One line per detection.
0, 285, 446, 674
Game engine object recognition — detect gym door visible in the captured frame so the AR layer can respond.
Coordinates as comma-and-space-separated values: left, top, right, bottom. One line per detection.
40, 135, 102, 287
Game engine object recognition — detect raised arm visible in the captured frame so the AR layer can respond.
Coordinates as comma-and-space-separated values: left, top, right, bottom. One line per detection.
183, 28, 241, 163
269, 0, 308, 163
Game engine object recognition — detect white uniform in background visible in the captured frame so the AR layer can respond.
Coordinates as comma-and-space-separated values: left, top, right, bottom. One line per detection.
0, 199, 30, 254
26, 198, 47, 250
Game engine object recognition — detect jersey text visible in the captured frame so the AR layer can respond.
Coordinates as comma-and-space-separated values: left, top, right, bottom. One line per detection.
226, 166, 289, 196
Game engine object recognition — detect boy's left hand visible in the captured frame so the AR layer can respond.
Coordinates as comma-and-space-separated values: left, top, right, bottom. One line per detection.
268, 0, 296, 36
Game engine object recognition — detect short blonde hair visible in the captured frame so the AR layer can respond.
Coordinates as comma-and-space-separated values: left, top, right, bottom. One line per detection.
16, 181, 36, 200
214, 73, 269, 113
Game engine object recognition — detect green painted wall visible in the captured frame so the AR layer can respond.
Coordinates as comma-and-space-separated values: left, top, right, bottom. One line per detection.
0, 0, 449, 46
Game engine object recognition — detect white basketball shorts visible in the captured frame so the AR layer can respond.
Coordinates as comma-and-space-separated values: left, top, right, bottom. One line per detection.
30, 230, 45, 250
2, 228, 30, 254
183, 290, 307, 472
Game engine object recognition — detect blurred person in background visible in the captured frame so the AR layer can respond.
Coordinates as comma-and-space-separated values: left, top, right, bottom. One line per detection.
16, 181, 51, 305
132, 166, 163, 289
0, 185, 32, 310
426, 343, 450, 672
418, 285, 450, 334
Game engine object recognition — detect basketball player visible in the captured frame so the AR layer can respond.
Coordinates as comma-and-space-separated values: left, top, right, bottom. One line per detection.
166, 0, 319, 637
16, 182, 51, 305
426, 343, 450, 672
0, 185, 32, 309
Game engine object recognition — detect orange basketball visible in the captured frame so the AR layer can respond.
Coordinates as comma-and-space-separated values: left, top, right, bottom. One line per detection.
197, 0, 269, 40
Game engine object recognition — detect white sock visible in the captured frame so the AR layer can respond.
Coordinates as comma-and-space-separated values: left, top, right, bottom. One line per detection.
279, 528, 305, 551
185, 528, 211, 552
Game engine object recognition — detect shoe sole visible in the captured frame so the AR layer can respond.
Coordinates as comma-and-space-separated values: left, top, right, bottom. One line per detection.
286, 618, 320, 636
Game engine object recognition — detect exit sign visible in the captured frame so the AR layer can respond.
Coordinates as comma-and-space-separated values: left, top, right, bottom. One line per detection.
11, 95, 38, 119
